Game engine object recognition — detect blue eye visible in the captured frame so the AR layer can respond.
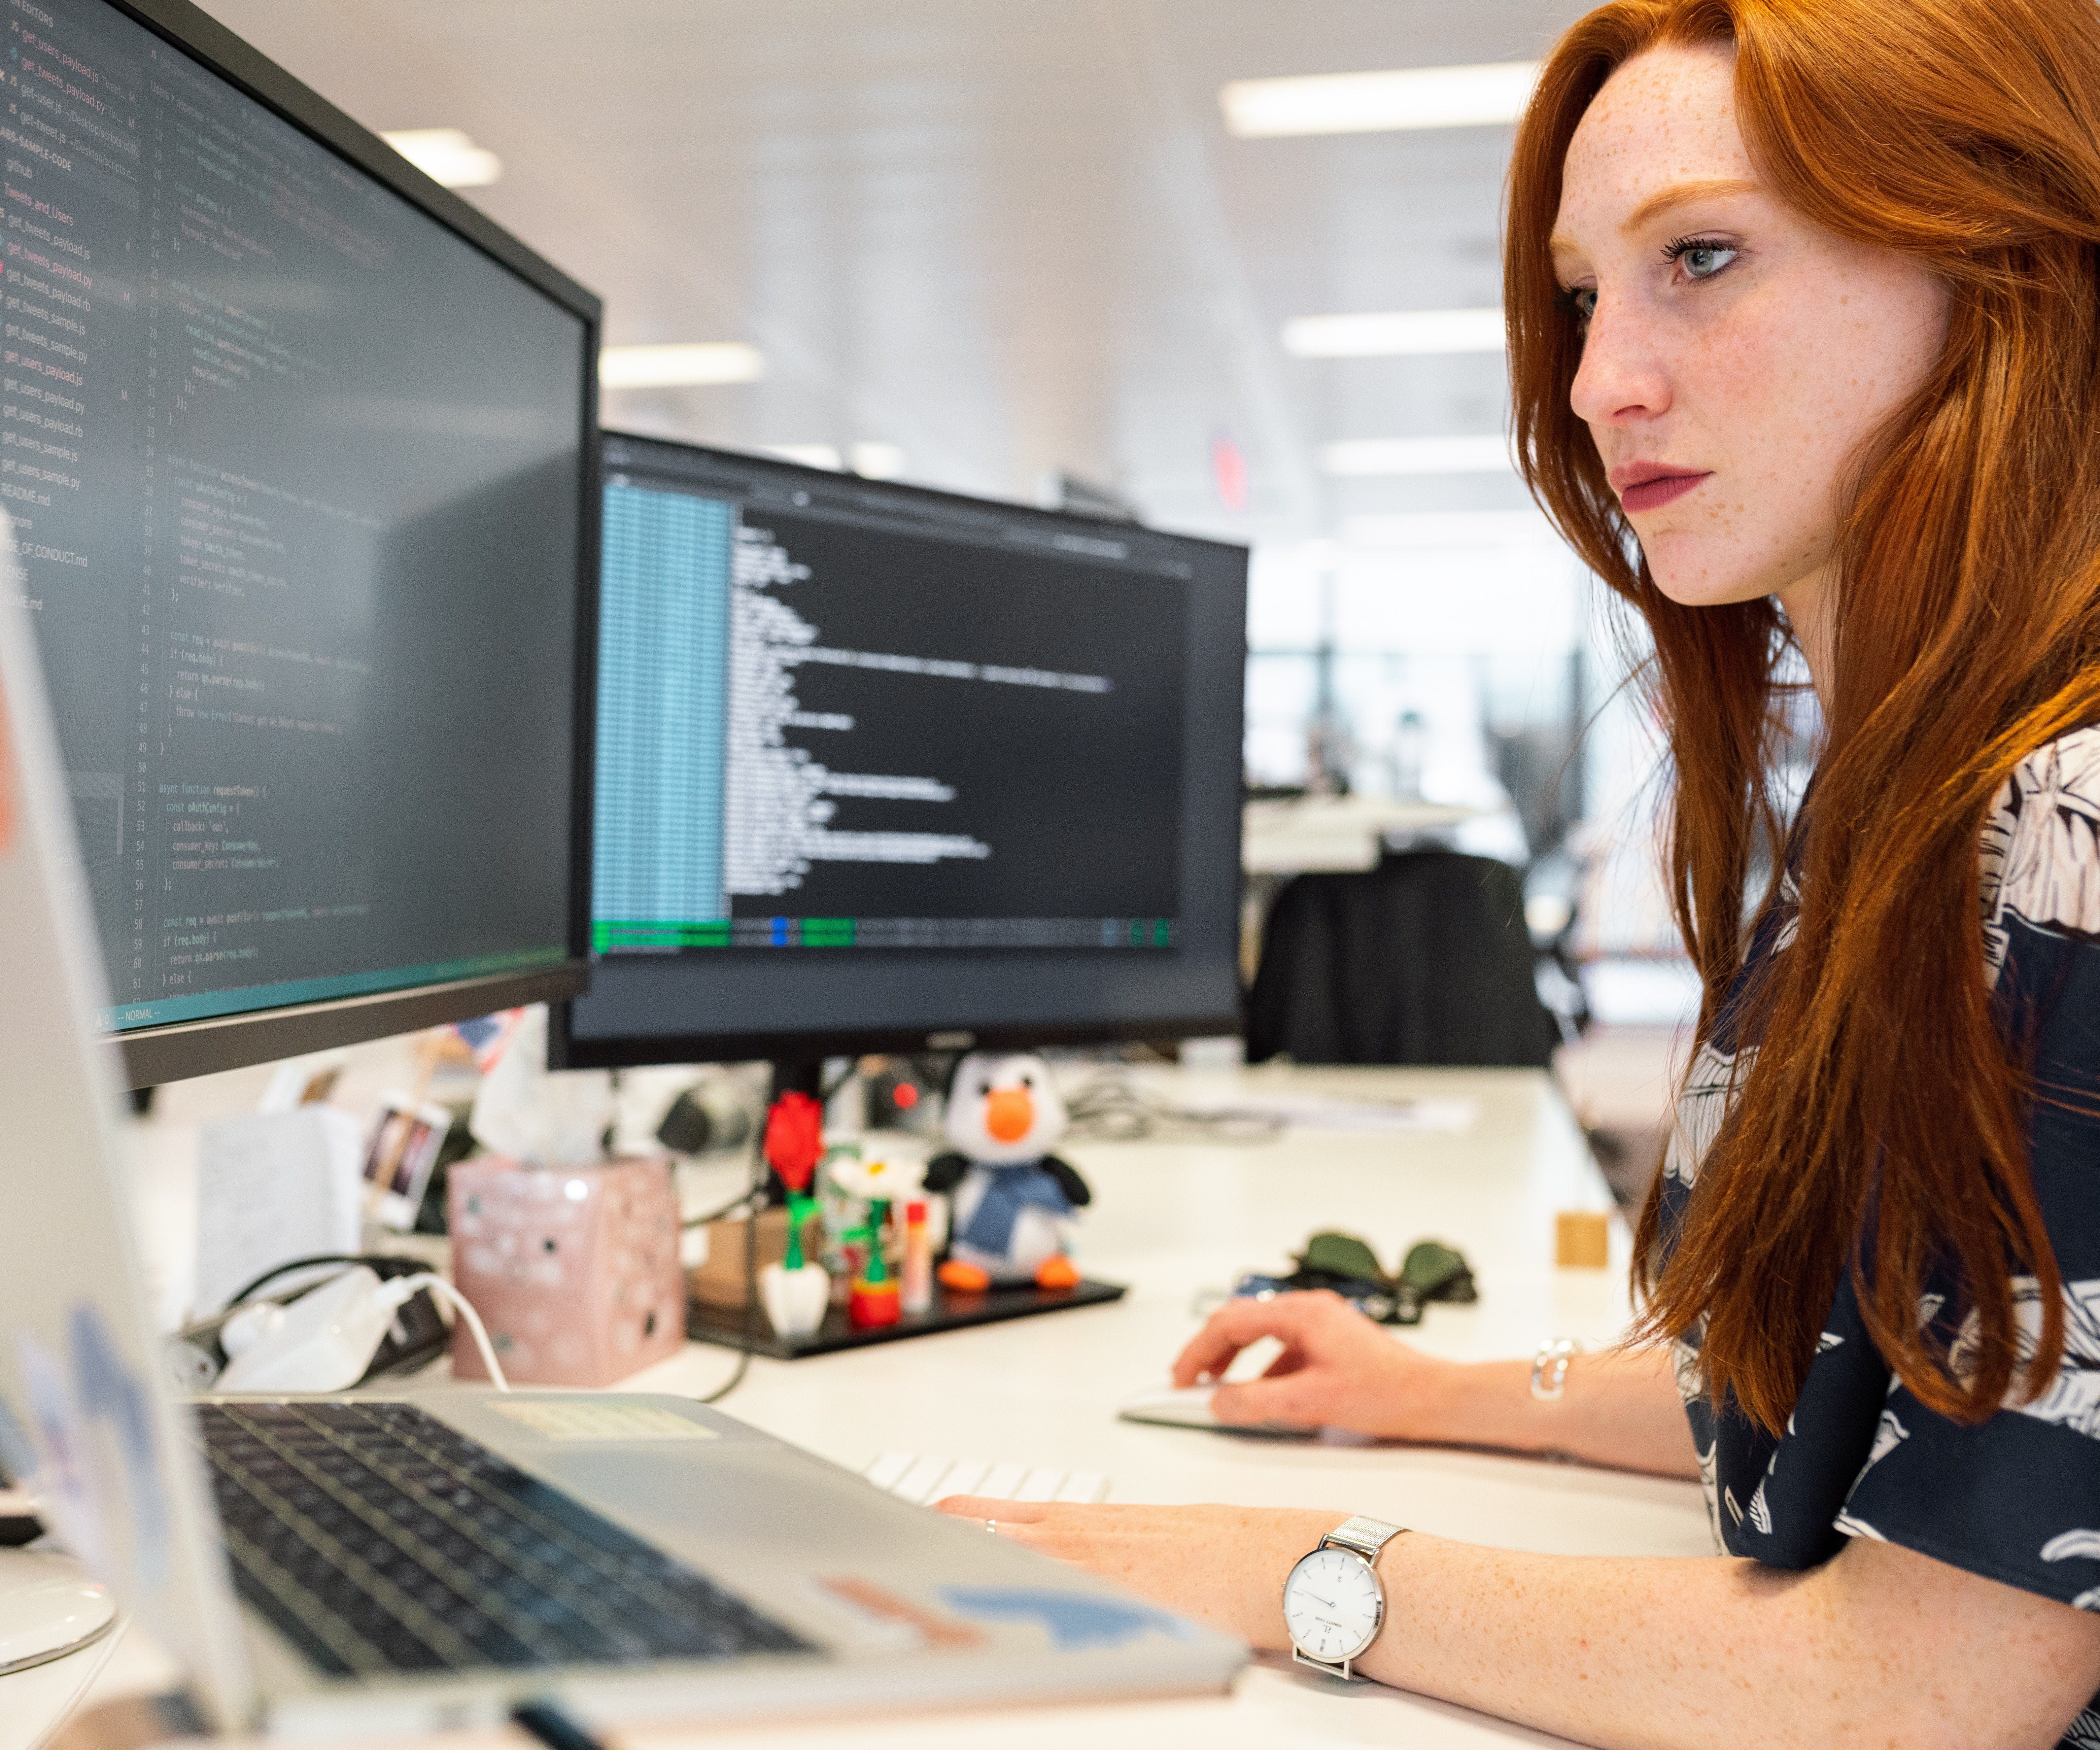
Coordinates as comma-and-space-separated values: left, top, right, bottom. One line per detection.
1564, 286, 1598, 321
1664, 237, 1739, 281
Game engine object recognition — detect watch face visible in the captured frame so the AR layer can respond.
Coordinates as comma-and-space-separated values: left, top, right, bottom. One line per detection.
1283, 1545, 1381, 1665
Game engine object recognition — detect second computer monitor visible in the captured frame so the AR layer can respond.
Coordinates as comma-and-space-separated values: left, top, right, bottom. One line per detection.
556, 435, 1247, 1067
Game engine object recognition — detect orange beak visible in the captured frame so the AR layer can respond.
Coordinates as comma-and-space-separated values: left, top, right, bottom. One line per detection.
984, 1088, 1034, 1144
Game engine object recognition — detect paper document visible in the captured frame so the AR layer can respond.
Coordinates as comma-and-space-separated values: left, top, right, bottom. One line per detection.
192, 1106, 363, 1317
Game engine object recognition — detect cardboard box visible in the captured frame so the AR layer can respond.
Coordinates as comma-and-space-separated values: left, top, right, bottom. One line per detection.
687, 1207, 789, 1310
1555, 1209, 1612, 1269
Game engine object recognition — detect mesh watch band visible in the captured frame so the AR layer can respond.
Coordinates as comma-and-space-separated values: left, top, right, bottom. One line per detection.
1320, 1514, 1405, 1561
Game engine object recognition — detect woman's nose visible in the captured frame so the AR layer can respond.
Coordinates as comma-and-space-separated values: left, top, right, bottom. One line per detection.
1568, 295, 1673, 429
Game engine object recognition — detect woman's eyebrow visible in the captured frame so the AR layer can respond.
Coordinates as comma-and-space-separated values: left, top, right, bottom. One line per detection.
1620, 176, 1758, 235
1545, 176, 1756, 262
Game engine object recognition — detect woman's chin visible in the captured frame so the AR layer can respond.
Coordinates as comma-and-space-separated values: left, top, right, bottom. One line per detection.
1644, 566, 1788, 612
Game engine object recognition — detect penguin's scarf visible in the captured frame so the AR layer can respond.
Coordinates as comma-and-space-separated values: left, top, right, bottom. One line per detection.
957, 1162, 1072, 1256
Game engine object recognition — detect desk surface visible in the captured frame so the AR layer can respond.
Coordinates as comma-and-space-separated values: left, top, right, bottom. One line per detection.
15, 1065, 1711, 1750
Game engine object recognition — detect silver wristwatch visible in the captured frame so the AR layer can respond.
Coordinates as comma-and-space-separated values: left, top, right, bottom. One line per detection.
1281, 1513, 1406, 1680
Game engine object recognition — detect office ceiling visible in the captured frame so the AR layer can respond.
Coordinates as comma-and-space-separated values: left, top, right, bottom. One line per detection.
193, 0, 1586, 550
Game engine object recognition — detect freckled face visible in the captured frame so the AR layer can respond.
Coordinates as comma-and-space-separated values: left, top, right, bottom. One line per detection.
1551, 43, 1948, 614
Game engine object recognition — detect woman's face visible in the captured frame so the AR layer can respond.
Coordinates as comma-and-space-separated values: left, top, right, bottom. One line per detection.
1550, 42, 1948, 624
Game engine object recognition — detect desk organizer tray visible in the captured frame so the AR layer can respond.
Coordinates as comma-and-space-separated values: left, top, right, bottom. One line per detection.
686, 1277, 1125, 1358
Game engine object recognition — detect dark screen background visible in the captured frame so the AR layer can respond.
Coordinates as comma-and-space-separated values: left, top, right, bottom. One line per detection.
738, 507, 1185, 923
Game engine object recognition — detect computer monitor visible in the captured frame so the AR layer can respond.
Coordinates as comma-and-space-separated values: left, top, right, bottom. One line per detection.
11, 0, 601, 1087
553, 435, 1247, 1073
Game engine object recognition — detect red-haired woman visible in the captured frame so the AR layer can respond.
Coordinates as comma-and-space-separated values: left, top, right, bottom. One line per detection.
941, 0, 2100, 1740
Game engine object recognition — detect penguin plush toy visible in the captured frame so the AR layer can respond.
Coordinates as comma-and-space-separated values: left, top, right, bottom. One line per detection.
925, 1051, 1090, 1291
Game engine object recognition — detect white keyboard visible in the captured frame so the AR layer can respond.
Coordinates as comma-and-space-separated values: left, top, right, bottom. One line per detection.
862, 1451, 1110, 1507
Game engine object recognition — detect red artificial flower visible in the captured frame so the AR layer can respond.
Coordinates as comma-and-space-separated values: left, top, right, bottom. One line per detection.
764, 1090, 825, 1193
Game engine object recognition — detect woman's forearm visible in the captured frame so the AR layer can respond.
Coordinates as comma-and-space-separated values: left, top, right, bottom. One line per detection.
1417, 1346, 1700, 1478
1182, 1294, 1696, 1478
943, 1499, 2100, 1748
1342, 1531, 2099, 1750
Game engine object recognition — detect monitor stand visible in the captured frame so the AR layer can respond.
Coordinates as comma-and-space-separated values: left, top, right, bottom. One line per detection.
0, 1548, 117, 1675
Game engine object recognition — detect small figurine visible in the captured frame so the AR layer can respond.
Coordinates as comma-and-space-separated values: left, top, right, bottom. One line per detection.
823, 1146, 928, 1327
757, 1090, 828, 1339
926, 1051, 1089, 1291
822, 1144, 929, 1215
843, 1200, 902, 1328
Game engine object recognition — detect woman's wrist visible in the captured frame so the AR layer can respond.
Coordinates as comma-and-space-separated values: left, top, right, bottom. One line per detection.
1387, 1355, 1524, 1448
1242, 1509, 1379, 1651
1414, 1356, 1559, 1453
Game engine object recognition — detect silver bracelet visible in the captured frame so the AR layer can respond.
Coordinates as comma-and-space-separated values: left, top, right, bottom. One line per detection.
1530, 1337, 1579, 1402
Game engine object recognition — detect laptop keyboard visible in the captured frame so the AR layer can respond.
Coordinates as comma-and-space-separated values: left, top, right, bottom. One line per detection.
197, 1400, 814, 1678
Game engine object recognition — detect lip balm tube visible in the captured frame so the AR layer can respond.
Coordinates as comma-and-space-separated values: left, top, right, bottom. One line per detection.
902, 1198, 933, 1314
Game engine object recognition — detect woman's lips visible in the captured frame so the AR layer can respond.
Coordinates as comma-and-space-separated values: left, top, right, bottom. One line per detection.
1619, 471, 1710, 513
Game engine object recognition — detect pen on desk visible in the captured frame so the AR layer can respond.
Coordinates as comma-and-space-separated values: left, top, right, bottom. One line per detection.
512, 1701, 608, 1750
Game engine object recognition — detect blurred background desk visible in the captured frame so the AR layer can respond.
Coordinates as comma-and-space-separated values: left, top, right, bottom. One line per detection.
12, 1064, 1710, 1750
1241, 795, 1481, 875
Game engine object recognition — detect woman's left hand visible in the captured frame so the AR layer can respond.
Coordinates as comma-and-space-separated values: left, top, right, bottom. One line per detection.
930, 1496, 1338, 1650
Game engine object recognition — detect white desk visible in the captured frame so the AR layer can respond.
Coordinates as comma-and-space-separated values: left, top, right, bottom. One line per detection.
1242, 797, 1478, 875
13, 1066, 1711, 1750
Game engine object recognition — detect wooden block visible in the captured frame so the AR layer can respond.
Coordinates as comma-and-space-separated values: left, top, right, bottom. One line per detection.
1555, 1209, 1611, 1269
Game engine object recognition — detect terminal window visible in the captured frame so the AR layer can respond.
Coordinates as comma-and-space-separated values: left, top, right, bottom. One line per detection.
592, 449, 1190, 955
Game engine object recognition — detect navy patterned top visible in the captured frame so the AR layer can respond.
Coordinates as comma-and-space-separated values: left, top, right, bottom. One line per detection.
1659, 731, 2100, 1749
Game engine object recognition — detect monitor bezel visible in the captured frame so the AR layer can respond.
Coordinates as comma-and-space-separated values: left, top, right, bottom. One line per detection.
90, 0, 602, 1088
551, 434, 1247, 1072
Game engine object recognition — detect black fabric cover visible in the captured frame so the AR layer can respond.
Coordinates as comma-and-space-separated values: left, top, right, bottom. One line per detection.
1245, 850, 1555, 1067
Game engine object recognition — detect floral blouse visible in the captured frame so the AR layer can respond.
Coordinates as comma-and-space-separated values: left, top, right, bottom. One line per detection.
1657, 729, 2100, 1749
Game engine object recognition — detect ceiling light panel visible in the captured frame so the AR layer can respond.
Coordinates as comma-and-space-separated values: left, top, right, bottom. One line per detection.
1220, 62, 1539, 138
763, 443, 844, 471
1283, 307, 1505, 358
379, 128, 502, 189
850, 442, 907, 480
599, 343, 767, 389
1319, 435, 1513, 476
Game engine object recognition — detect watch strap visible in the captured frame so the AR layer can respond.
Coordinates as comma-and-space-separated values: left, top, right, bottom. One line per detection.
1320, 1513, 1404, 1561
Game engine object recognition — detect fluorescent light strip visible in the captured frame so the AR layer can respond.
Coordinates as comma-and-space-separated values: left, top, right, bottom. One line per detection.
1284, 307, 1504, 358
850, 442, 907, 480
380, 128, 501, 189
763, 443, 843, 471
1320, 435, 1513, 476
600, 342, 766, 389
1221, 61, 1539, 138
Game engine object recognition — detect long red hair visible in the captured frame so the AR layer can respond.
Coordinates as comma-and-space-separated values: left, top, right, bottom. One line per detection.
1507, 0, 2100, 1432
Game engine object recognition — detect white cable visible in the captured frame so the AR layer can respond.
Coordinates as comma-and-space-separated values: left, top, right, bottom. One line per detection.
390, 1274, 509, 1392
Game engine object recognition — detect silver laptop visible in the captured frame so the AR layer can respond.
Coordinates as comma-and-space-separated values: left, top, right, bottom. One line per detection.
0, 602, 1246, 1736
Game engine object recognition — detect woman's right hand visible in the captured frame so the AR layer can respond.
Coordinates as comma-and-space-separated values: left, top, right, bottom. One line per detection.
1171, 1288, 1468, 1442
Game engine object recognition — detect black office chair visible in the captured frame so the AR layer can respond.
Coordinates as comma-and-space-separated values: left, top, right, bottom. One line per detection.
1245, 849, 1559, 1067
